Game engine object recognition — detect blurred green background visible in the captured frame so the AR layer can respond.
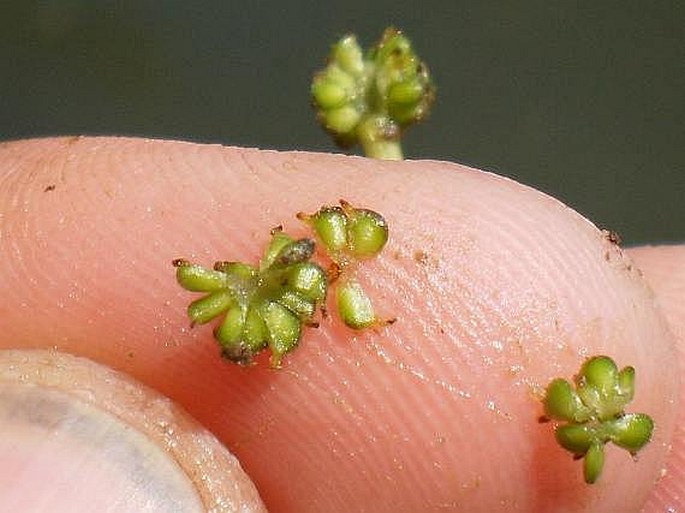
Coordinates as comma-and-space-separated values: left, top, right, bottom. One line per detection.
1, 1, 682, 244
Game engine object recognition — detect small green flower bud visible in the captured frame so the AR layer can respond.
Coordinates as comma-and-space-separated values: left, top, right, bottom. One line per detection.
215, 303, 248, 346
261, 301, 302, 367
608, 413, 654, 453
332, 34, 364, 77
242, 306, 269, 350
341, 201, 389, 258
299, 200, 389, 261
187, 290, 234, 325
576, 355, 634, 420
285, 262, 328, 304
216, 305, 268, 365
555, 424, 597, 455
311, 78, 349, 110
578, 355, 619, 395
336, 279, 377, 329
583, 442, 605, 484
323, 106, 363, 137
297, 206, 348, 255
174, 260, 230, 292
543, 378, 591, 423
276, 289, 317, 320
388, 80, 425, 106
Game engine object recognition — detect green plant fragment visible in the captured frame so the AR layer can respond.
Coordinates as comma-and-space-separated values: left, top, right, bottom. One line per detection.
312, 27, 435, 160
174, 228, 327, 366
541, 355, 654, 484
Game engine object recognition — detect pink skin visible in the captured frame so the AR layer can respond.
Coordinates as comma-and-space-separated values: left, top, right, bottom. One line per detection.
0, 136, 682, 512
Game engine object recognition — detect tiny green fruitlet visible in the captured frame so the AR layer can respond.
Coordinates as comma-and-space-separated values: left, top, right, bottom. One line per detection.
541, 355, 654, 484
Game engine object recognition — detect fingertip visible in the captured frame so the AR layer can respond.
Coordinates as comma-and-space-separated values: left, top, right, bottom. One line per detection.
0, 137, 679, 512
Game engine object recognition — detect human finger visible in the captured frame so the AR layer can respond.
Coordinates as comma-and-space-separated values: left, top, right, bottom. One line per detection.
0, 137, 678, 512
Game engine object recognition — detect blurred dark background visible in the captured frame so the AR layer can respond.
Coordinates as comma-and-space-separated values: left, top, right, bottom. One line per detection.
1, 1, 683, 244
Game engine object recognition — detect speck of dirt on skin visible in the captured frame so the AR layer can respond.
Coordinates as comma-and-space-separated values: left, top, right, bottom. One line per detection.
601, 229, 622, 246
413, 250, 429, 265
44, 184, 56, 192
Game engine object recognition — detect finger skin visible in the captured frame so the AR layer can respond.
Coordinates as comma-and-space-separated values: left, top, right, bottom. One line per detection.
0, 137, 678, 512
627, 246, 685, 513
0, 349, 267, 513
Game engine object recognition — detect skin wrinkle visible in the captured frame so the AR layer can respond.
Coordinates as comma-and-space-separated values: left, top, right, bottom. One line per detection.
0, 137, 680, 512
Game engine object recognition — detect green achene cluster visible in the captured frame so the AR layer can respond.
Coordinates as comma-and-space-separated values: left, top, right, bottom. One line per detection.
541, 356, 654, 484
311, 27, 435, 160
174, 201, 390, 366
298, 199, 391, 330
174, 229, 327, 367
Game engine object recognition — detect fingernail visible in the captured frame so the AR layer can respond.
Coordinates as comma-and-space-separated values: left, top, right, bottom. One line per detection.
0, 350, 266, 512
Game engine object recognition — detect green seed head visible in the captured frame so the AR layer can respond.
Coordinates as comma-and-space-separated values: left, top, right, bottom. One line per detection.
174, 227, 328, 366
541, 355, 655, 484
311, 27, 434, 159
174, 200, 391, 365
